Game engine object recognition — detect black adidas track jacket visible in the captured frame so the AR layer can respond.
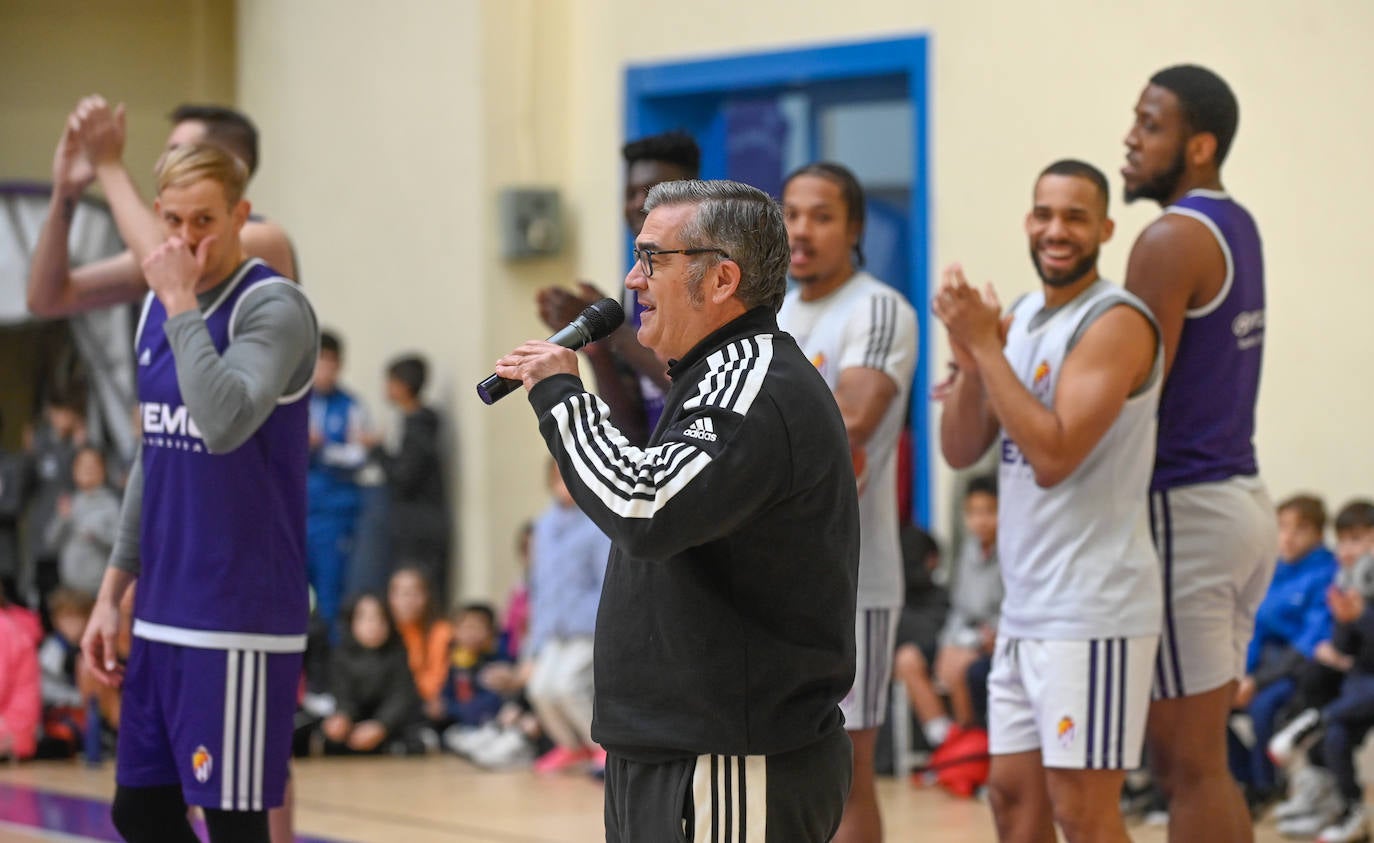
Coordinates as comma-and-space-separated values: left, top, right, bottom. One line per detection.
528, 306, 859, 763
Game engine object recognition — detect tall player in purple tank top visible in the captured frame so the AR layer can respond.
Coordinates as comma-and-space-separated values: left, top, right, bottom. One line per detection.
1122, 66, 1277, 843
80, 144, 317, 843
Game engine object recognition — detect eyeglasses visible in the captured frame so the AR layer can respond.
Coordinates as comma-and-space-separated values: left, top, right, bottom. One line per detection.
632, 247, 731, 278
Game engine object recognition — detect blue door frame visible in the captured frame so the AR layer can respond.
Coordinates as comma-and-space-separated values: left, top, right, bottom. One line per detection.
625, 35, 934, 527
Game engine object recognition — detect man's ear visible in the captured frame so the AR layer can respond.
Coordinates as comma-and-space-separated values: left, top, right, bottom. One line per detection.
709, 257, 742, 305
1188, 132, 1218, 169
232, 198, 252, 231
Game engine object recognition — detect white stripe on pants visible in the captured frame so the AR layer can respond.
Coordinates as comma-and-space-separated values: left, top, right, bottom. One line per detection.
692, 753, 768, 843
526, 637, 595, 749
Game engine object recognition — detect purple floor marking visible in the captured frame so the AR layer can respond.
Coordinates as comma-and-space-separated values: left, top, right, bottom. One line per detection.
0, 782, 347, 842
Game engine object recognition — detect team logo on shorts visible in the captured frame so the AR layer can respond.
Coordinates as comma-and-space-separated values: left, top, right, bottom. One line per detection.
192, 745, 213, 783
1056, 716, 1076, 749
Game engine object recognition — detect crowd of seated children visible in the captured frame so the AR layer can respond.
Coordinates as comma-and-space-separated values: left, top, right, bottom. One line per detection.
1232, 494, 1338, 810
1263, 500, 1374, 842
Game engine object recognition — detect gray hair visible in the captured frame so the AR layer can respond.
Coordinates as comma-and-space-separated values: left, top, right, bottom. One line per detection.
643, 179, 790, 312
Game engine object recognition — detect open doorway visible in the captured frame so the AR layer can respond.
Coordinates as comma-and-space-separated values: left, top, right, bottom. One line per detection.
625, 35, 933, 525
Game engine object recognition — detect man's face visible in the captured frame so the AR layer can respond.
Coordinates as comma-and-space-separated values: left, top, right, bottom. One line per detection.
313, 350, 340, 394
626, 203, 717, 362
1122, 85, 1190, 204
1025, 174, 1113, 288
624, 160, 693, 236
154, 178, 248, 285
156, 120, 207, 174
783, 174, 859, 288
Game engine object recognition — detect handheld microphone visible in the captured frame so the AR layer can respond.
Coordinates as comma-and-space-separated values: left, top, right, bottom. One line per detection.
477, 297, 626, 405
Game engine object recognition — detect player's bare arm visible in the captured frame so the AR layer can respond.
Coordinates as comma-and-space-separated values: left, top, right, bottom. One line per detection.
25, 111, 149, 318
833, 367, 898, 448
935, 268, 1001, 468
1123, 214, 1224, 379
938, 361, 1000, 469
953, 278, 1156, 487
241, 219, 297, 279
81, 565, 136, 687
77, 96, 166, 263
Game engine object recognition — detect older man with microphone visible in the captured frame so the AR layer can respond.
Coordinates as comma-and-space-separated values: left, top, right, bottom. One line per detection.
491, 179, 860, 843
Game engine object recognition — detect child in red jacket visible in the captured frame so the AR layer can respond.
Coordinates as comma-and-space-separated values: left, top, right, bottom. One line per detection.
0, 587, 42, 759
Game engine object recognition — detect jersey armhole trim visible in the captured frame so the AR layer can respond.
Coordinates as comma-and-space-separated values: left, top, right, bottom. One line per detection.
1164, 206, 1233, 319
1065, 296, 1163, 398
134, 290, 156, 347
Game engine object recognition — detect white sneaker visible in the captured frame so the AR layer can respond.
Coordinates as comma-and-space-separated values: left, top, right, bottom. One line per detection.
1143, 809, 1169, 827
443, 722, 500, 757
1280, 794, 1347, 840
470, 729, 535, 770
1318, 804, 1370, 843
301, 692, 336, 718
1271, 708, 1323, 767
1276, 766, 1340, 821
1282, 811, 1339, 839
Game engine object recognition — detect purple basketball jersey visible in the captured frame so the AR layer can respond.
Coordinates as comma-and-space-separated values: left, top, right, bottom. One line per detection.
134, 259, 310, 644
1153, 190, 1265, 491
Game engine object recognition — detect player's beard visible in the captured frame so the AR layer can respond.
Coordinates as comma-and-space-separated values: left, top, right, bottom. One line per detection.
1030, 245, 1099, 289
1125, 147, 1187, 204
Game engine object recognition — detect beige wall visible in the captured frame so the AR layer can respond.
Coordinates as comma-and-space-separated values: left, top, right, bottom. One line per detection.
566, 0, 1374, 536
7, 1, 1369, 603
237, 0, 1374, 598
236, 0, 588, 603
0, 0, 235, 196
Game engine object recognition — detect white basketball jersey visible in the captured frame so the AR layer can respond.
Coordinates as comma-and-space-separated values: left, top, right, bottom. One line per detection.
997, 279, 1163, 640
779, 271, 918, 607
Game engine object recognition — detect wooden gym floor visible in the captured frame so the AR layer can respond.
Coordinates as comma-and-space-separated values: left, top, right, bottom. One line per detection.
0, 754, 1297, 842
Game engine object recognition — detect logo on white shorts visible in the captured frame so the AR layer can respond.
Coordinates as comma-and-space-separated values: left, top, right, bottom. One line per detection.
683, 417, 717, 442
1056, 716, 1076, 749
192, 745, 213, 783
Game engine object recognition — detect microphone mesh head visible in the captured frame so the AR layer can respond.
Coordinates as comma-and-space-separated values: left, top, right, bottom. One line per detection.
580, 297, 626, 341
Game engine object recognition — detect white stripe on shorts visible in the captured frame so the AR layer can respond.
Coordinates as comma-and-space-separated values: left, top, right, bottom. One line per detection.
221, 650, 239, 810
237, 649, 255, 810
1149, 489, 1187, 700
252, 651, 266, 811
220, 650, 268, 811
693, 753, 767, 843
1084, 638, 1131, 769
842, 607, 898, 730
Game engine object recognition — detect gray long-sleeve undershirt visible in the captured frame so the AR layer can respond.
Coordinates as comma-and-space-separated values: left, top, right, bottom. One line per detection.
110, 271, 318, 575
